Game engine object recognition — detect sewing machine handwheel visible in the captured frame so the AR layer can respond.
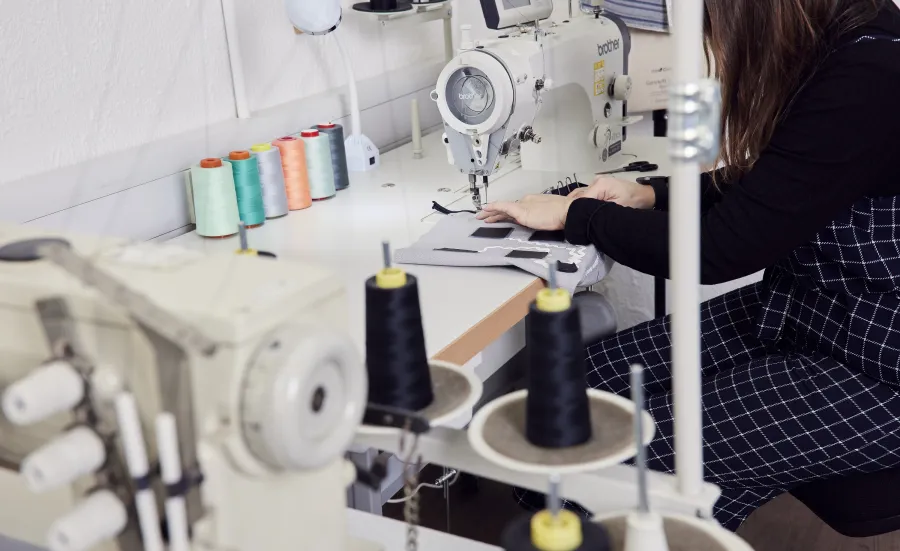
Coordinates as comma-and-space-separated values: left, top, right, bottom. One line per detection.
240, 326, 367, 471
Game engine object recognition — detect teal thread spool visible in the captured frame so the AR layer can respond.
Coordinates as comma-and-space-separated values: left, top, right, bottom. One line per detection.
300, 129, 336, 200
190, 158, 240, 238
226, 150, 266, 227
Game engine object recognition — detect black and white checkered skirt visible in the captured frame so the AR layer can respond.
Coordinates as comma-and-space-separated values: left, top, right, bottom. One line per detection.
516, 281, 900, 530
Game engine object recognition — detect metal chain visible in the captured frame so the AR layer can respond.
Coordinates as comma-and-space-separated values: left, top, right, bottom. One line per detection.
400, 422, 422, 551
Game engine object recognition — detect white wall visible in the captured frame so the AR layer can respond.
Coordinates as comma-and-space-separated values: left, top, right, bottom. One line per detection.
0, 0, 450, 186
0, 0, 592, 241
0, 0, 473, 241
0, 0, 755, 327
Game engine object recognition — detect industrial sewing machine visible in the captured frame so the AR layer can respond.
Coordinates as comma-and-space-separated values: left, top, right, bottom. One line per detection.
0, 225, 360, 551
0, 222, 756, 551
433, 0, 637, 209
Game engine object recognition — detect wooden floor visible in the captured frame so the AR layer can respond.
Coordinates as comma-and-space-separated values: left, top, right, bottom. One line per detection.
739, 493, 900, 551
384, 468, 900, 550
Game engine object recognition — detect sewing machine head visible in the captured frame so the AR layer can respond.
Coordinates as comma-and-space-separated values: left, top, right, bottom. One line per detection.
0, 225, 367, 551
432, 1, 634, 209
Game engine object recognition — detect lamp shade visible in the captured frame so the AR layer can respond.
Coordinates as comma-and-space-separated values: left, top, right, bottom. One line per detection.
285, 0, 342, 34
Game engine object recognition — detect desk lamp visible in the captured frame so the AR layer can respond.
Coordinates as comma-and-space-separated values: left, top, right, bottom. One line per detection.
284, 0, 381, 172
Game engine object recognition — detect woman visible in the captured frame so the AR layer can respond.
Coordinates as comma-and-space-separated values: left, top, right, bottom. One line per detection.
479, 0, 900, 530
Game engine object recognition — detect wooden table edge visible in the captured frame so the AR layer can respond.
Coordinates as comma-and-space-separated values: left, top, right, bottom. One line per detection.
430, 277, 545, 366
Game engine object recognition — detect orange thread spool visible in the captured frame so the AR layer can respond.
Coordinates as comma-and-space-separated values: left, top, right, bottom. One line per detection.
272, 136, 311, 210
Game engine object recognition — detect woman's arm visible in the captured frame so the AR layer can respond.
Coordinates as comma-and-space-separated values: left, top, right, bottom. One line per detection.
564, 47, 898, 285
650, 168, 732, 213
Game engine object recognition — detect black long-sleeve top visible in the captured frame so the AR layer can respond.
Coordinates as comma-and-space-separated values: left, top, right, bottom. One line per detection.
564, 3, 900, 285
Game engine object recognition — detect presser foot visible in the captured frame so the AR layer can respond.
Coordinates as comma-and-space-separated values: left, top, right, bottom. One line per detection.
472, 189, 483, 212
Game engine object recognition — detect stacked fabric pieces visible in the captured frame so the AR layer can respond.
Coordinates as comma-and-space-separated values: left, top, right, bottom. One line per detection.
393, 214, 612, 292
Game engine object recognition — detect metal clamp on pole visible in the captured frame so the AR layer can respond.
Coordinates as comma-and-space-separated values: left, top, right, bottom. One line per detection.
667, 78, 721, 505
667, 81, 721, 164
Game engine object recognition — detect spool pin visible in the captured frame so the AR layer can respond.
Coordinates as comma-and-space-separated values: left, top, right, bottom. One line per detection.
234, 222, 277, 259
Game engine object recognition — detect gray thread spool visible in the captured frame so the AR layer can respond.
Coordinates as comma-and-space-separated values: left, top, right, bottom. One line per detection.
251, 144, 290, 218
317, 123, 351, 190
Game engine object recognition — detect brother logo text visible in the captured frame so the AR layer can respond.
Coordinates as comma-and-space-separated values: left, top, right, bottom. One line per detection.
597, 39, 621, 56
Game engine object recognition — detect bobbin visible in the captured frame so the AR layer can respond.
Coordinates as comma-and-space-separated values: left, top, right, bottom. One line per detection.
468, 389, 654, 475
357, 359, 483, 436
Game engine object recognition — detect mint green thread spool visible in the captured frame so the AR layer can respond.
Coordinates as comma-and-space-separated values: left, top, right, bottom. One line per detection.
190, 158, 240, 238
226, 151, 266, 227
300, 129, 336, 201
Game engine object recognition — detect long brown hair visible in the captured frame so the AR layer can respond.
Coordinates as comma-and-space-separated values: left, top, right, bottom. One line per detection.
703, 0, 884, 181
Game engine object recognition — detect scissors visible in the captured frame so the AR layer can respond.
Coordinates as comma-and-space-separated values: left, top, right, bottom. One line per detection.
596, 161, 659, 175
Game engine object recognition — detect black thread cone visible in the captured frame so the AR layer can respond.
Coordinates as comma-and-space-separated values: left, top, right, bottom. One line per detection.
525, 301, 593, 448
365, 274, 434, 411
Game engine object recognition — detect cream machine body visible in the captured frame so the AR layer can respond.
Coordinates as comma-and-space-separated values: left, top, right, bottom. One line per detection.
432, 10, 636, 209
0, 224, 374, 551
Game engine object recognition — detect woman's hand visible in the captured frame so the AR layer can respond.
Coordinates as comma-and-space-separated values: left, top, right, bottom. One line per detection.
476, 194, 575, 230
569, 175, 655, 209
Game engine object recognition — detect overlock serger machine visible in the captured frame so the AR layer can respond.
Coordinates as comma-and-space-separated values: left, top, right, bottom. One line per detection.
0, 225, 365, 551
433, 0, 638, 209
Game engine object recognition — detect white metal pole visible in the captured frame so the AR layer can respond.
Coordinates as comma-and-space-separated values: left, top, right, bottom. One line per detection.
443, 8, 454, 63
669, 0, 705, 498
411, 98, 424, 159
221, 0, 251, 119
333, 29, 362, 138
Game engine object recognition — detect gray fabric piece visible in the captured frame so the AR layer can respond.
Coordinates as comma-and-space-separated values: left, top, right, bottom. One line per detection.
395, 214, 608, 291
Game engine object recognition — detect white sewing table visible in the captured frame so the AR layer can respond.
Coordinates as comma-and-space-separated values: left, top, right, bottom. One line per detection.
171, 131, 669, 370
170, 130, 670, 522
